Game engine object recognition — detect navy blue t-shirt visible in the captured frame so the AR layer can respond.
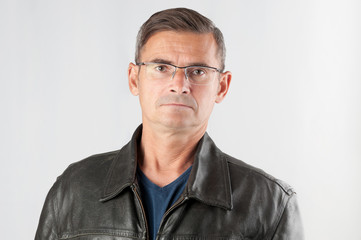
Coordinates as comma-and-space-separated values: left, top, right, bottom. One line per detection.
137, 166, 192, 240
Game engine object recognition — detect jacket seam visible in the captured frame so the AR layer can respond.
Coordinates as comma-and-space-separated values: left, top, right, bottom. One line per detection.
266, 192, 294, 240
157, 233, 244, 239
221, 155, 232, 208
59, 229, 144, 239
59, 233, 141, 239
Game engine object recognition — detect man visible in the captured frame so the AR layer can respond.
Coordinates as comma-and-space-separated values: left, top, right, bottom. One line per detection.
36, 8, 304, 240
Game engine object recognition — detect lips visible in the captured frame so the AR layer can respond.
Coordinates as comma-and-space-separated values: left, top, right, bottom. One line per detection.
162, 103, 192, 108
156, 95, 197, 110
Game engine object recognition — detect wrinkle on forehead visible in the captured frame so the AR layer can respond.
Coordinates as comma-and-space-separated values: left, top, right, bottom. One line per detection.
140, 31, 219, 67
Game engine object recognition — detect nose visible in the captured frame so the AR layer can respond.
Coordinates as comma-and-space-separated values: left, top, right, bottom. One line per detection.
169, 67, 190, 94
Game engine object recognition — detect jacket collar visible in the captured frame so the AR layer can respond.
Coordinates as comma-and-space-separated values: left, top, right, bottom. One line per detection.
100, 125, 233, 210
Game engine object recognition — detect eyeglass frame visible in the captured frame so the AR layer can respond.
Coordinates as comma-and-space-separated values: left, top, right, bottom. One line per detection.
136, 61, 222, 85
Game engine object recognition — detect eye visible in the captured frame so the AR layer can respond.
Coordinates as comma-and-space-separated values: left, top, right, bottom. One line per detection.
190, 68, 206, 76
154, 64, 171, 73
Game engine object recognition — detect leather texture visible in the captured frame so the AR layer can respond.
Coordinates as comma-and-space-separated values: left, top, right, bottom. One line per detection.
35, 125, 304, 240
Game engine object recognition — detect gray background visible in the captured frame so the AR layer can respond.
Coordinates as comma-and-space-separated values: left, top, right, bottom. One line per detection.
1, 0, 360, 239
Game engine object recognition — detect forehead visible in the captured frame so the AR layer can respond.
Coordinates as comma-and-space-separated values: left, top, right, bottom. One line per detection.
140, 31, 219, 66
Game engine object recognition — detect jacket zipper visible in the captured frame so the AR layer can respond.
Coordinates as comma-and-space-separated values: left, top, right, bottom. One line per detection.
131, 184, 150, 240
156, 195, 189, 240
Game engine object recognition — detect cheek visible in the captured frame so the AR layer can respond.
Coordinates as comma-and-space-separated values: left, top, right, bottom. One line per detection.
193, 86, 218, 112
138, 80, 163, 108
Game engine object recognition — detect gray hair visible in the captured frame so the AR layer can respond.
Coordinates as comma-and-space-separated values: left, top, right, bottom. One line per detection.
135, 8, 226, 72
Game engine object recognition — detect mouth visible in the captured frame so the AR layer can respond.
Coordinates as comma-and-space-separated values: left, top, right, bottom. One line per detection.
161, 103, 193, 109
156, 95, 197, 111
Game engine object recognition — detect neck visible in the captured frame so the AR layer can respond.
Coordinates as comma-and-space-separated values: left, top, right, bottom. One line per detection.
138, 122, 207, 187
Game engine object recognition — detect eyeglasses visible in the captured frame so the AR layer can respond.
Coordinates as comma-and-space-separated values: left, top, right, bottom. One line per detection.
136, 62, 222, 85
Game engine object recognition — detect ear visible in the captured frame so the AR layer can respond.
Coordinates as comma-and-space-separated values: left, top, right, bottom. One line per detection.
215, 71, 232, 103
128, 62, 140, 96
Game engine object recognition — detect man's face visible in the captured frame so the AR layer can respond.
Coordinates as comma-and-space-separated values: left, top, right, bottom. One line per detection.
128, 31, 231, 131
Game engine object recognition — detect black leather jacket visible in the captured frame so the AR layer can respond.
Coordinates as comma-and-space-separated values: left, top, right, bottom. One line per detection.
35, 126, 304, 239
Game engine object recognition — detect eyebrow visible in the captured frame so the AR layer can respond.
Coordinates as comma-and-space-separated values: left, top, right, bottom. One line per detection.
148, 58, 213, 68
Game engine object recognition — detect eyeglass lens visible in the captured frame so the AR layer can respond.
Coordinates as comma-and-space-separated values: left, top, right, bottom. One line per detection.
144, 63, 217, 85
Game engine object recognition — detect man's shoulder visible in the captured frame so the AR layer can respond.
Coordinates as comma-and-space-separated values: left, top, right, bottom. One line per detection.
221, 152, 295, 196
42, 149, 122, 206
68, 149, 119, 169
57, 149, 120, 182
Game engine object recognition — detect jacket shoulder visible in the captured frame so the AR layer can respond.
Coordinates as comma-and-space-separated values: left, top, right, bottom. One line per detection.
57, 149, 120, 183
221, 153, 303, 239
224, 153, 295, 196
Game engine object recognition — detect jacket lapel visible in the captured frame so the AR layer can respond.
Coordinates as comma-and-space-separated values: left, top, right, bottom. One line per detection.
185, 133, 233, 210
100, 126, 142, 202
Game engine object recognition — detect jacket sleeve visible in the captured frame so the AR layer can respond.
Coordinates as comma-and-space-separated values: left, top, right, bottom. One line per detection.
271, 193, 304, 240
35, 181, 59, 240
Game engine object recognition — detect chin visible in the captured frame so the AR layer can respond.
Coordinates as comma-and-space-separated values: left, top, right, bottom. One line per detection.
157, 118, 196, 130
162, 121, 193, 129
